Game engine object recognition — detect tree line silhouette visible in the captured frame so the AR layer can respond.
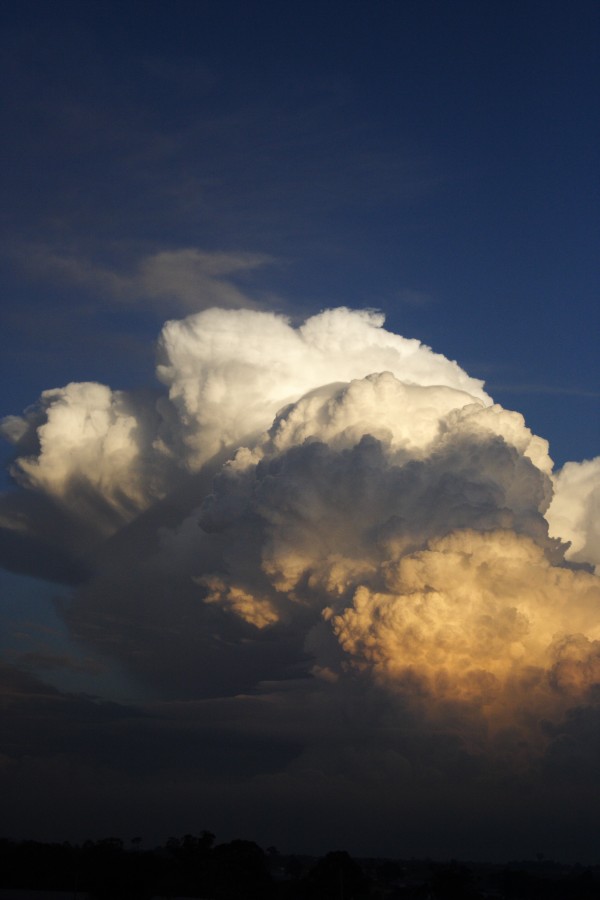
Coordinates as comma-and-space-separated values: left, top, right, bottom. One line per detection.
0, 832, 598, 899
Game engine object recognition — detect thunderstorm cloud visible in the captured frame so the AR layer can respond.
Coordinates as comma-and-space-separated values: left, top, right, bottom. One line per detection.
1, 306, 599, 856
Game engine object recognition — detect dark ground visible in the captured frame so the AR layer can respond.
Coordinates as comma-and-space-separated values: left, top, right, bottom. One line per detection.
1, 834, 599, 899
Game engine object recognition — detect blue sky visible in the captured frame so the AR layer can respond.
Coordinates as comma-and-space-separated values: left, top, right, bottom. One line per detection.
1, 0, 598, 463
0, 1, 599, 860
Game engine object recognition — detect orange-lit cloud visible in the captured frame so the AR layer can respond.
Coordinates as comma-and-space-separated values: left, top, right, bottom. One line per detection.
329, 529, 600, 747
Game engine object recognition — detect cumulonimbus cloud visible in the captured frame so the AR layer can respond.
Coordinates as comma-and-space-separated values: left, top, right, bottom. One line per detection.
1, 305, 599, 774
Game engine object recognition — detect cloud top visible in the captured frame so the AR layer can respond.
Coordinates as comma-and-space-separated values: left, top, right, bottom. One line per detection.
156, 306, 490, 467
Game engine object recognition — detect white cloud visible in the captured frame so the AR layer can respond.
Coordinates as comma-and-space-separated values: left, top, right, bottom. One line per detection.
1, 381, 172, 537
547, 456, 600, 574
156, 306, 490, 468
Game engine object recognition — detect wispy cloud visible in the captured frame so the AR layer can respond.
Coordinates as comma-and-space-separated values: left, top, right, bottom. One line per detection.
394, 287, 436, 308
10, 244, 275, 313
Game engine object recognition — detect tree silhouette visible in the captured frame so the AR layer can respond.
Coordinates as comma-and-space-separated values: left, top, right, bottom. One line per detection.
207, 839, 271, 899
304, 851, 369, 900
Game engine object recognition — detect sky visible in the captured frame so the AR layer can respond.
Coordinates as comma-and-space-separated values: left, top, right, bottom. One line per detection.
0, 0, 599, 863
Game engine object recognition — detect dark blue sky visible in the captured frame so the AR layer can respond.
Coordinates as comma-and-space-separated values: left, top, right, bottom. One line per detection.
1, 0, 598, 464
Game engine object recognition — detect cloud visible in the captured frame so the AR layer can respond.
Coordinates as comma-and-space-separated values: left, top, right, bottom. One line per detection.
156, 305, 490, 468
189, 371, 554, 617
10, 244, 274, 313
330, 529, 600, 742
1, 306, 599, 854
2, 306, 491, 529
546, 456, 600, 574
1, 382, 176, 541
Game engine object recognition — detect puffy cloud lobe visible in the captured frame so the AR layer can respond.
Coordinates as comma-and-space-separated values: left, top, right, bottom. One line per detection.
547, 456, 600, 573
155, 306, 491, 468
257, 375, 481, 459
329, 530, 600, 739
199, 575, 279, 629
1, 382, 176, 541
197, 372, 555, 619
